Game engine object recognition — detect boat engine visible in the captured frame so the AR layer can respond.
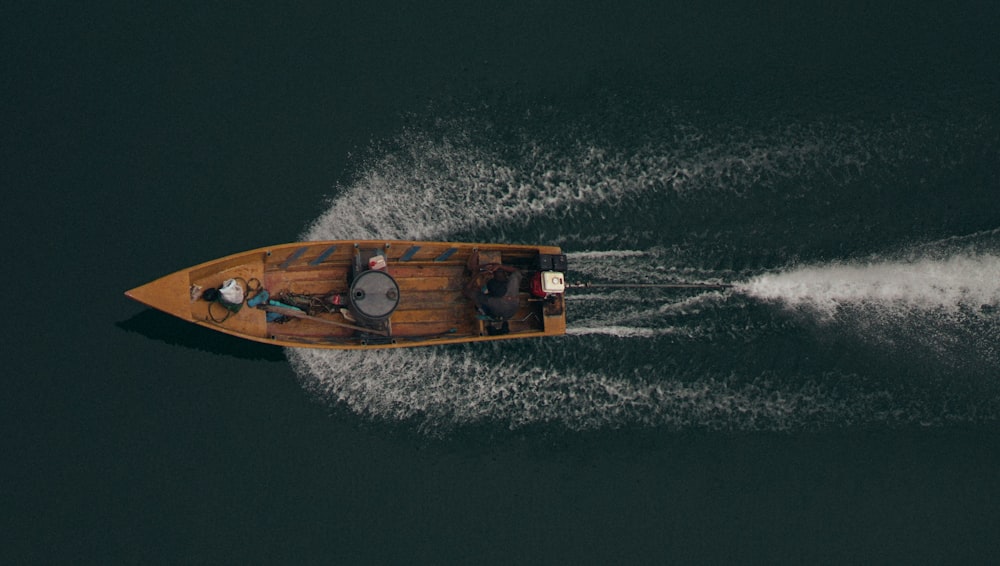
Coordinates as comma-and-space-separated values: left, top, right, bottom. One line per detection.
531, 253, 567, 317
531, 253, 567, 299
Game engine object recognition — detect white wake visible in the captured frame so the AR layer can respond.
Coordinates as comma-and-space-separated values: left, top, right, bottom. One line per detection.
738, 254, 1000, 318
286, 113, 997, 433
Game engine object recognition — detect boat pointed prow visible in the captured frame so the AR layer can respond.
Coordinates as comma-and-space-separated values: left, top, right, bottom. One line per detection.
124, 240, 567, 350
124, 270, 196, 321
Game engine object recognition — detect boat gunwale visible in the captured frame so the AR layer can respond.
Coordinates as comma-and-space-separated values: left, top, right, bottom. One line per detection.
125, 239, 566, 350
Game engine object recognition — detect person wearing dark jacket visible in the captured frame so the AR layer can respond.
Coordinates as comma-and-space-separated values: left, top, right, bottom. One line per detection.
463, 251, 522, 320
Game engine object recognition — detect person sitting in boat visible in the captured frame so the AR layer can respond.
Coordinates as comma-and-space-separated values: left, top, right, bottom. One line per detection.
464, 252, 522, 320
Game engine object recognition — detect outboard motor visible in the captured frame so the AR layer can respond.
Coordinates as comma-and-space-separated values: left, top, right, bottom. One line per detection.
532, 253, 567, 317
532, 253, 567, 299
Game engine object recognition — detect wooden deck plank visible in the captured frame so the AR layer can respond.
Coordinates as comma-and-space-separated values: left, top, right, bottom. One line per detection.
268, 314, 354, 333
309, 244, 339, 265
127, 239, 565, 350
395, 275, 466, 292
391, 306, 470, 324
390, 320, 476, 337
389, 263, 466, 279
395, 296, 468, 311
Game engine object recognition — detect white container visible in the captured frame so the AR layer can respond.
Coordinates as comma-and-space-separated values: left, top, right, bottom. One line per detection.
368, 255, 387, 271
541, 271, 565, 294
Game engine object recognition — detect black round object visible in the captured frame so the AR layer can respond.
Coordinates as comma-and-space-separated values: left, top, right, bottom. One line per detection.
348, 270, 400, 321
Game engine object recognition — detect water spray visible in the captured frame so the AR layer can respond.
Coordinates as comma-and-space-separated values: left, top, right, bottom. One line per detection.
567, 282, 734, 291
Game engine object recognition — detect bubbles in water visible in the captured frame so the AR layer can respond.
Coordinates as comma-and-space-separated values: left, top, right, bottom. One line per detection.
288, 347, 908, 434
288, 104, 999, 434
736, 247, 1000, 372
288, 244, 1000, 434
303, 109, 878, 246
738, 254, 1000, 318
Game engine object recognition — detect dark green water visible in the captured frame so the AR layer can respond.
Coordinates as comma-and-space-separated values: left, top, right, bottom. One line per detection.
5, 3, 1000, 563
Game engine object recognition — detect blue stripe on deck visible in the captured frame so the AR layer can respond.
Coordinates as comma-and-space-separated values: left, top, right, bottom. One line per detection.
309, 245, 338, 265
400, 246, 421, 261
434, 248, 458, 262
279, 247, 308, 269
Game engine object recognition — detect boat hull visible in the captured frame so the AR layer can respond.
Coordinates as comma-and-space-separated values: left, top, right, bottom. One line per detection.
125, 240, 567, 350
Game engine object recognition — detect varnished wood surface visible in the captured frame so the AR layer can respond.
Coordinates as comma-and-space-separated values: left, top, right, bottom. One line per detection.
125, 240, 566, 350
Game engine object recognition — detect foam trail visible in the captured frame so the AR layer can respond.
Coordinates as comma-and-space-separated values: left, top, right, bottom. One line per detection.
303, 115, 873, 244
567, 250, 649, 260
566, 326, 679, 338
288, 112, 998, 433
566, 248, 735, 286
288, 348, 909, 433
737, 254, 1000, 318
735, 251, 1000, 372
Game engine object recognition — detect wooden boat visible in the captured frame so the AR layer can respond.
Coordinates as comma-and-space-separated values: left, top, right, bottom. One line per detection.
125, 240, 568, 350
